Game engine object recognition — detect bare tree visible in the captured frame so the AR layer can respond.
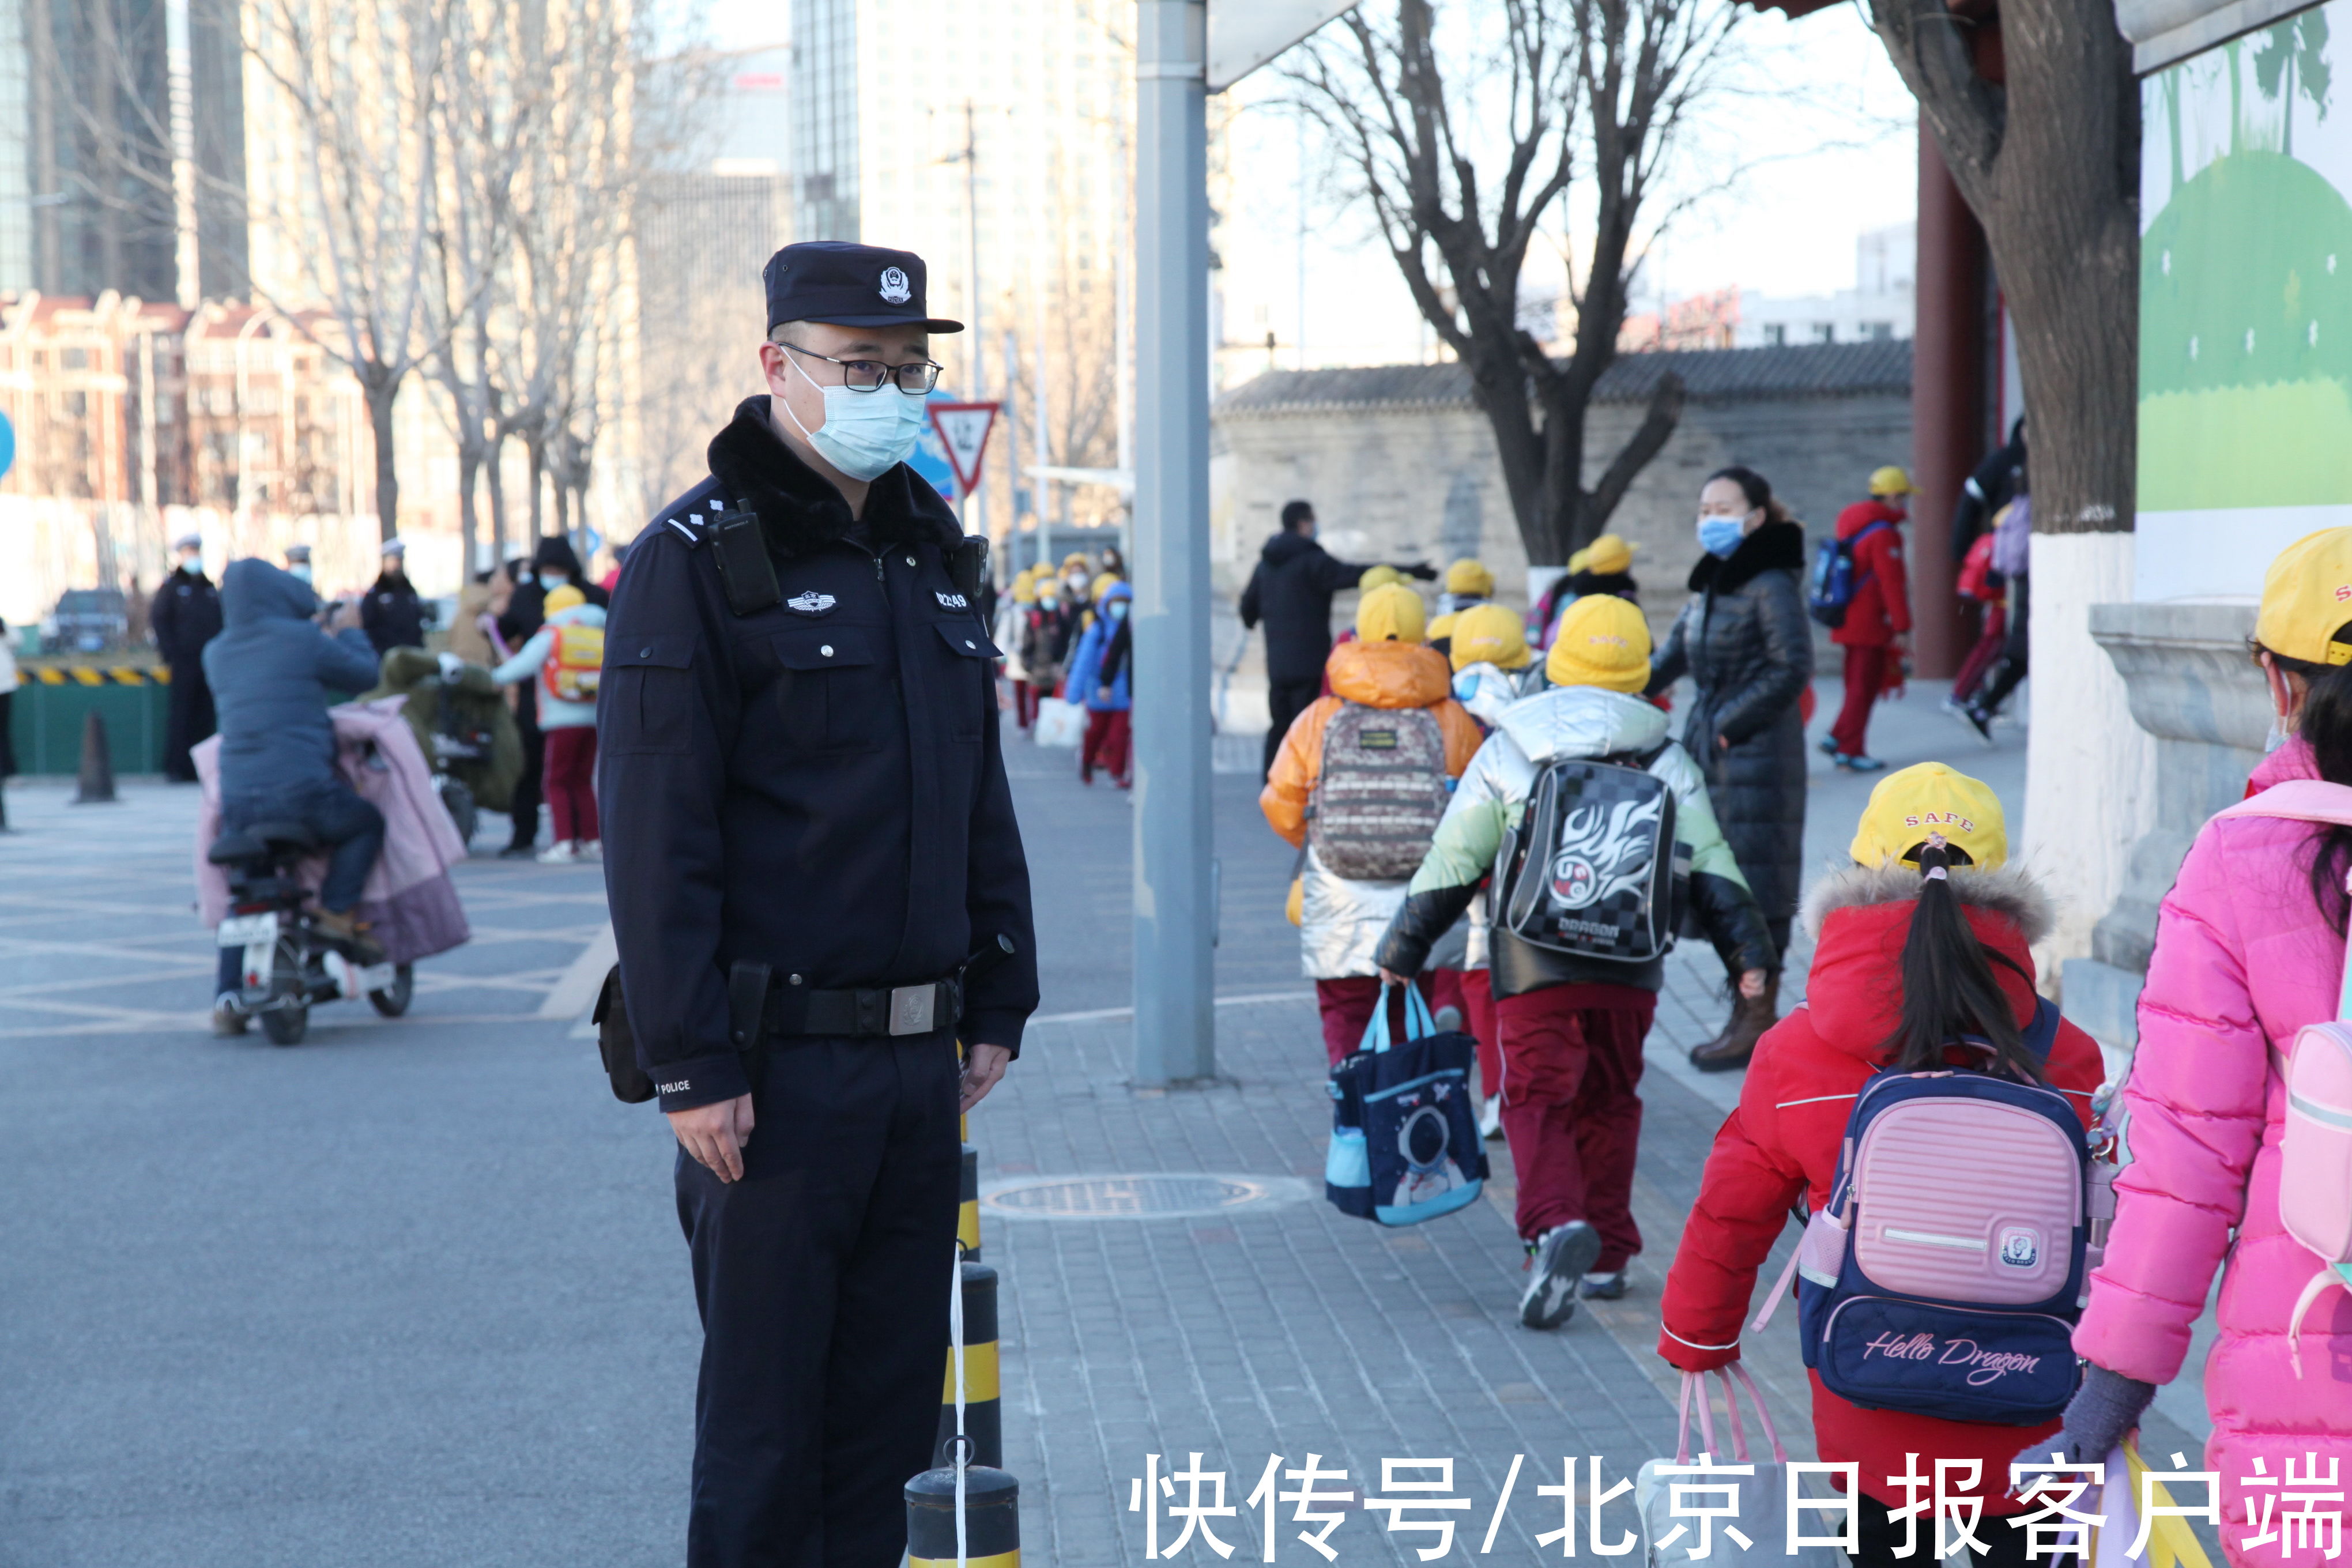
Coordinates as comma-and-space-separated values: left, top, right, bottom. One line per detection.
1293, 0, 1738, 566
243, 0, 450, 542
1867, 0, 2138, 543
423, 0, 536, 576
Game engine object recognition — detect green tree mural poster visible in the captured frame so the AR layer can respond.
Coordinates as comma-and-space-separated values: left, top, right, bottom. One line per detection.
2139, 0, 2352, 597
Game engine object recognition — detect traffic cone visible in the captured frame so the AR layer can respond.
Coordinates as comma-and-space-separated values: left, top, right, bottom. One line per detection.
957, 1142, 981, 1260
71, 711, 116, 804
936, 1259, 1000, 1469
905, 1463, 1019, 1567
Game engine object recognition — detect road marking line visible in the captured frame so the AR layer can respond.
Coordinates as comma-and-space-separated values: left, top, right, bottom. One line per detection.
538, 921, 616, 1019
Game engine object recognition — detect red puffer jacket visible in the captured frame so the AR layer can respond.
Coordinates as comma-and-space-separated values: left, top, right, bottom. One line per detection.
1657, 861, 2104, 1512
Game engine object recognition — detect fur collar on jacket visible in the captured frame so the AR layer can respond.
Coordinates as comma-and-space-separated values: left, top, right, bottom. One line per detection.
1686, 518, 1806, 595
706, 395, 961, 559
1799, 860, 2055, 946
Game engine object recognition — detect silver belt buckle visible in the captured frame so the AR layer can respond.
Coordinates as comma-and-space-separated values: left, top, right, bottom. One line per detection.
888, 983, 936, 1036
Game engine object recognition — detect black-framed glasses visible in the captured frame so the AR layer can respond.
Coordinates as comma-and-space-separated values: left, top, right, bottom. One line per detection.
779, 340, 942, 394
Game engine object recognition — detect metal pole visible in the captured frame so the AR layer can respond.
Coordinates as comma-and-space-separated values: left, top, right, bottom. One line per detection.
1131, 0, 1213, 1086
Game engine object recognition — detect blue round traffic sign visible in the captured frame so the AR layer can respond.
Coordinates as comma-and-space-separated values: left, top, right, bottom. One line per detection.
0, 409, 14, 484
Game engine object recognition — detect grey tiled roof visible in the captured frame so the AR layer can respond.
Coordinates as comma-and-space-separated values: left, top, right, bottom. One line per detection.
1213, 339, 1913, 415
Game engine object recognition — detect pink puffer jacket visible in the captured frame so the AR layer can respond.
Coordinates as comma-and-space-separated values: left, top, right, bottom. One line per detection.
2075, 737, 2352, 1560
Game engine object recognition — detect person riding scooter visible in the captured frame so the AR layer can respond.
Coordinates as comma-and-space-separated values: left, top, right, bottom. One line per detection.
203, 559, 389, 1030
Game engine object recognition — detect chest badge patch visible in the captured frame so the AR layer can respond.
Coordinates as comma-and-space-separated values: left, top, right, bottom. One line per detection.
934, 591, 969, 610
786, 591, 836, 615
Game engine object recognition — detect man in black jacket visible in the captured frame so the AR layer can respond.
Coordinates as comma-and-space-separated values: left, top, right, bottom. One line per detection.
600, 240, 1038, 1568
152, 532, 223, 782
1239, 499, 1433, 779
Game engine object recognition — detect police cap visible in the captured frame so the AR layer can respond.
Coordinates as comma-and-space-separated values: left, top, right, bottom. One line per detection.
763, 241, 964, 334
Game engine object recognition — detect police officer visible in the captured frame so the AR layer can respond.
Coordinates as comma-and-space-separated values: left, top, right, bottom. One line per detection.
599, 240, 1039, 1568
152, 530, 222, 782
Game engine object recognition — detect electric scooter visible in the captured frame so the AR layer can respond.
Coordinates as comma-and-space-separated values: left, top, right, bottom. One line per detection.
208, 819, 413, 1045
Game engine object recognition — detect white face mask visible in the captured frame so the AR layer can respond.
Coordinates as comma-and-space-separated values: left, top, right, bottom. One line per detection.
779, 353, 927, 481
288, 564, 312, 583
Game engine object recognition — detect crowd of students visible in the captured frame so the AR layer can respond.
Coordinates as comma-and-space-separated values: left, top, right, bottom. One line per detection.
993, 548, 1134, 787
1246, 501, 2352, 1565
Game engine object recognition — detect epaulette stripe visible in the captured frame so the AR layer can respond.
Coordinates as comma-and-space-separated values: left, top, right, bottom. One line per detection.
667, 517, 699, 541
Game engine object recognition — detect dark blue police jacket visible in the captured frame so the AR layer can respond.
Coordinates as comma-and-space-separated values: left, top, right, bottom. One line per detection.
599, 397, 1040, 1111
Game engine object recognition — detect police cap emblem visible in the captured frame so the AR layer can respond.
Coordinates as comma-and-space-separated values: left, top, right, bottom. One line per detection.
877, 267, 913, 306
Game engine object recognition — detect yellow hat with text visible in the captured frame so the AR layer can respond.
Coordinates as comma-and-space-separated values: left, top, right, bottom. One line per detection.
1450, 603, 1533, 671
1544, 593, 1650, 692
2256, 527, 2352, 666
1356, 582, 1426, 643
1850, 762, 2008, 870
1869, 465, 1914, 498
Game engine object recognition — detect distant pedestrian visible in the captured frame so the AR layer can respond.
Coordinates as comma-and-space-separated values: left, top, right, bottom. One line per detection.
492, 583, 604, 864
1529, 534, 1639, 650
361, 539, 431, 657
1427, 557, 1495, 658
1068, 580, 1133, 786
1954, 469, 2032, 744
1947, 528, 2007, 708
495, 539, 606, 857
283, 543, 314, 585
996, 568, 1038, 730
152, 530, 223, 783
1239, 499, 1435, 781
1948, 416, 2026, 566
1820, 465, 1914, 771
1020, 573, 1073, 706
1649, 465, 1811, 1072
1261, 583, 1482, 1065
1380, 594, 1774, 1327
446, 570, 500, 667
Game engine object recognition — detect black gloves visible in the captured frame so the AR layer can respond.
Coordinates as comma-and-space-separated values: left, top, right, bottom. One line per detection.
1403, 563, 1439, 581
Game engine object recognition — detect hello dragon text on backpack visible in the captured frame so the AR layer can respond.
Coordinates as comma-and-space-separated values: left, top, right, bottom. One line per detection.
1309, 703, 1451, 881
542, 623, 604, 704
1752, 999, 2097, 1425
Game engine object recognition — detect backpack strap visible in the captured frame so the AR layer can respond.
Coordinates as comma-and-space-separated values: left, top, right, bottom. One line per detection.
2019, 995, 2061, 1063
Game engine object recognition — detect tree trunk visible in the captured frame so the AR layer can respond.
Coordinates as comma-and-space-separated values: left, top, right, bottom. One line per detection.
457, 447, 480, 580
487, 434, 509, 564
366, 372, 401, 543
526, 436, 545, 541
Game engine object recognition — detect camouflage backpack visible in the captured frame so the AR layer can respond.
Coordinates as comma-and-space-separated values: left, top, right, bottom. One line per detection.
1309, 703, 1451, 881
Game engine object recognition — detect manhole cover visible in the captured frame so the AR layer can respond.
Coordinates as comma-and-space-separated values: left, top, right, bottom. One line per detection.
979, 1173, 1310, 1220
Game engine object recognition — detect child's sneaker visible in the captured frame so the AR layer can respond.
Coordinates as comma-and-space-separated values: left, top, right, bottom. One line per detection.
1519, 1221, 1601, 1330
1579, 1271, 1628, 1300
537, 840, 579, 865
575, 840, 603, 862
1479, 1094, 1503, 1140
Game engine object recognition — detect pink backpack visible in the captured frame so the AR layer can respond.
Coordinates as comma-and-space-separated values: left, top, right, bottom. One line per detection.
2216, 780, 2352, 1375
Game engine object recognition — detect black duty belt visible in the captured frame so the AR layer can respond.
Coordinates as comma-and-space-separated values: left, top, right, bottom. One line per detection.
728, 961, 962, 1044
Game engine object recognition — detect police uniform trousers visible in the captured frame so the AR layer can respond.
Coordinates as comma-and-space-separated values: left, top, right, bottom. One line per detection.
164, 660, 216, 783
676, 1031, 963, 1568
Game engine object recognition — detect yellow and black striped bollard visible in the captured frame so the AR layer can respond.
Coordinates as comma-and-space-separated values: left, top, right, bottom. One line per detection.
905, 1464, 1019, 1567
936, 1258, 999, 1468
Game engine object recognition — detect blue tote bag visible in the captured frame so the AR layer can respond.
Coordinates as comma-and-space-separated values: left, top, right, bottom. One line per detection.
1325, 983, 1487, 1226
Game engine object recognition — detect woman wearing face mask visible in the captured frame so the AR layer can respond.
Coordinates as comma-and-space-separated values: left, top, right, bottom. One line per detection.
2035, 529, 2352, 1548
1648, 465, 1812, 1071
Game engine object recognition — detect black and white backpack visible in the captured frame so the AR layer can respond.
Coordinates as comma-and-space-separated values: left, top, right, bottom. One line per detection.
1493, 748, 1688, 962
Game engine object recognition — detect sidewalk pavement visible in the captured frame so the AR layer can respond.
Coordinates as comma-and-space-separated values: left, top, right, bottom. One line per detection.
0, 659, 2211, 1565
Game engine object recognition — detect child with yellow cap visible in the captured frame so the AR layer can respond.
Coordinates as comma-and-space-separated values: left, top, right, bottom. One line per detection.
1658, 761, 2102, 1546
2053, 526, 2352, 1517
1819, 465, 1914, 771
1528, 534, 1639, 651
1262, 583, 1485, 1068
1373, 593, 1775, 1329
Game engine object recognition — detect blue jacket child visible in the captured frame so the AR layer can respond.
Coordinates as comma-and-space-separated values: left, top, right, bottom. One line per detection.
1065, 581, 1132, 713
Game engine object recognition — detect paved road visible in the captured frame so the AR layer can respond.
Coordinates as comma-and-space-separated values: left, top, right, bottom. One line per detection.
0, 672, 2208, 1565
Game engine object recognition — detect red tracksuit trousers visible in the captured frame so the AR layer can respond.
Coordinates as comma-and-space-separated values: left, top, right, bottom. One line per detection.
1495, 982, 1656, 1270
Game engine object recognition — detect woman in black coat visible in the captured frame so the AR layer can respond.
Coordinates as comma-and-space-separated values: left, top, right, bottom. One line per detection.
1648, 465, 1812, 1071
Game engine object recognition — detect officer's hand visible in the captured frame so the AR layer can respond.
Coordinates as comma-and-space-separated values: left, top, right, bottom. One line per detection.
668, 1093, 756, 1183
959, 1044, 1011, 1114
